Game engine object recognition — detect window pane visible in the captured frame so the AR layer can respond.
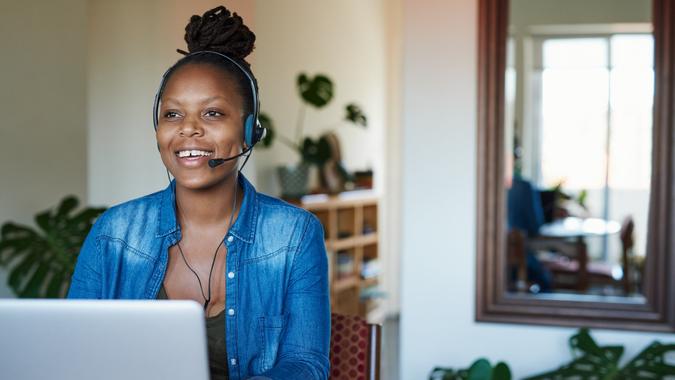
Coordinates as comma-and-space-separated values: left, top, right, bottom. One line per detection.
543, 38, 607, 69
608, 34, 654, 259
611, 34, 654, 68
541, 67, 609, 191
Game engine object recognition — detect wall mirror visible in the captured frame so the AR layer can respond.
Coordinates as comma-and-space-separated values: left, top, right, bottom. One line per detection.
476, 0, 674, 331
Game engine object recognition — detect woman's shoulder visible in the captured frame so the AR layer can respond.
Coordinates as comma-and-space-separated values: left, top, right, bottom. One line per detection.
91, 188, 166, 237
256, 193, 318, 222
254, 193, 323, 237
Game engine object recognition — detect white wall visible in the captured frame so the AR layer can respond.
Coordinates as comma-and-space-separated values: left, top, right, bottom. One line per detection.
381, 0, 404, 316
252, 0, 386, 197
87, 0, 255, 207
399, 0, 674, 379
0, 0, 88, 297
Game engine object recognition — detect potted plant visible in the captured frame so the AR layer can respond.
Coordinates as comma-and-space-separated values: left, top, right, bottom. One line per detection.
429, 328, 675, 379
258, 73, 367, 198
0, 196, 106, 298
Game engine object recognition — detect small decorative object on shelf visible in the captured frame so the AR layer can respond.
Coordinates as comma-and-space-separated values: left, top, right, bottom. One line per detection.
300, 190, 382, 321
353, 169, 374, 190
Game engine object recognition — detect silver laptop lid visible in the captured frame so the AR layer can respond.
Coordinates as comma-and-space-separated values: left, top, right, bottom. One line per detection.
0, 299, 209, 380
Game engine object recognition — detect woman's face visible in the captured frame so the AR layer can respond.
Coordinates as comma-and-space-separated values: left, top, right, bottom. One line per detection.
156, 63, 245, 190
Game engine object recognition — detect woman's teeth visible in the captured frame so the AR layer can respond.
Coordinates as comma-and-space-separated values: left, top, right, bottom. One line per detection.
177, 150, 213, 158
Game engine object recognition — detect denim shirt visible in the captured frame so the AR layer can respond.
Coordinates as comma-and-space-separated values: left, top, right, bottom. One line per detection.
68, 175, 330, 380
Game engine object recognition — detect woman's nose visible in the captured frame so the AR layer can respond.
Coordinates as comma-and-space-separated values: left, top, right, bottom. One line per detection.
179, 115, 204, 136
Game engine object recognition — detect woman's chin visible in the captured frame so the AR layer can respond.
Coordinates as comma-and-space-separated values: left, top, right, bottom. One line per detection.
173, 171, 235, 191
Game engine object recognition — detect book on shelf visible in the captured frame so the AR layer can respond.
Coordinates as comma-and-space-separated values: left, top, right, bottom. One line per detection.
361, 258, 380, 279
336, 251, 354, 279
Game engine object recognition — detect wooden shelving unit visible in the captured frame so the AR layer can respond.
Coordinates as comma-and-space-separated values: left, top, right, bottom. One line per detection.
300, 191, 381, 319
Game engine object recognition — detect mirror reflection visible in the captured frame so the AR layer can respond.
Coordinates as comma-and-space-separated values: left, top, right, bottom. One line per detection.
504, 0, 653, 298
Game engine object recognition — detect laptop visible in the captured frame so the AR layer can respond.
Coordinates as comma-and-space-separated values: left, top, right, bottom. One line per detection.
0, 299, 209, 380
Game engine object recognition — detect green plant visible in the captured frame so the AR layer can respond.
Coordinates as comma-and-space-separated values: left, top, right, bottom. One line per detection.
258, 73, 367, 167
430, 329, 675, 380
430, 358, 512, 380
551, 182, 588, 212
0, 196, 106, 298
525, 328, 675, 379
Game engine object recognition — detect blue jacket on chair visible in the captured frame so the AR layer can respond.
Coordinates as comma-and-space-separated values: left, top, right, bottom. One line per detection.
68, 175, 330, 380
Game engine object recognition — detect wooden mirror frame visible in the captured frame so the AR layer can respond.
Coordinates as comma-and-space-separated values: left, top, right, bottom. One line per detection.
476, 0, 675, 332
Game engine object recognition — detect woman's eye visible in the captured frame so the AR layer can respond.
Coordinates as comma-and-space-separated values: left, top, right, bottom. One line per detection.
204, 110, 223, 118
163, 111, 181, 119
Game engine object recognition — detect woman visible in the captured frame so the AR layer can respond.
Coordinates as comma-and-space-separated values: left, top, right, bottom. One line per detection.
68, 6, 330, 380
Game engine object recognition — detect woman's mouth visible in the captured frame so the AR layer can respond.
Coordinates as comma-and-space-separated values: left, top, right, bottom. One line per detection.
174, 149, 214, 167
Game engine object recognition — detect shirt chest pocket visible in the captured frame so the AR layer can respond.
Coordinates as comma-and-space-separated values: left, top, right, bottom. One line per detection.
257, 313, 288, 373
99, 237, 156, 298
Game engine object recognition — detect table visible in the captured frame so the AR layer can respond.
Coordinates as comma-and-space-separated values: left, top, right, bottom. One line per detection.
539, 217, 621, 239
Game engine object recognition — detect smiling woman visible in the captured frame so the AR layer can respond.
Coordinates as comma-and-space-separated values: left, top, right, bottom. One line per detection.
67, 5, 330, 380
157, 64, 246, 188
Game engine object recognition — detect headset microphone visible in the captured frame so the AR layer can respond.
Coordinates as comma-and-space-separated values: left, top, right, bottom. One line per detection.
207, 146, 253, 168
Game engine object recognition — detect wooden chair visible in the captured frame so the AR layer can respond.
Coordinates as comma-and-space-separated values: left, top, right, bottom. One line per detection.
531, 216, 637, 294
619, 217, 635, 294
506, 228, 528, 292
587, 216, 636, 294
531, 236, 590, 291
329, 313, 382, 380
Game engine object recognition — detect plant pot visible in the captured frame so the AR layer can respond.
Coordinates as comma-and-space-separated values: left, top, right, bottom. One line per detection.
277, 162, 310, 199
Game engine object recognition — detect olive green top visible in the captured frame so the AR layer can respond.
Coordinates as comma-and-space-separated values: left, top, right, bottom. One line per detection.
157, 285, 228, 380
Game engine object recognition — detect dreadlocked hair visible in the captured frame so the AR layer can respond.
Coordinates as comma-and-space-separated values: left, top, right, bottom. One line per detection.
160, 6, 258, 118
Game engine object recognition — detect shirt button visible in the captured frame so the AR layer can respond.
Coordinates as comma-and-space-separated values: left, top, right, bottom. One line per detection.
230, 358, 237, 366
228, 308, 235, 316
227, 235, 234, 243
228, 272, 235, 279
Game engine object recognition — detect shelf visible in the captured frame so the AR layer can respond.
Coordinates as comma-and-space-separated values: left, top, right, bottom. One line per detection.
326, 233, 378, 251
333, 276, 359, 292
301, 190, 378, 211
301, 192, 380, 318
361, 277, 378, 288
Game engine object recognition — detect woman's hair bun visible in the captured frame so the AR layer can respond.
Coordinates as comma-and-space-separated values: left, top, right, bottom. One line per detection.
181, 6, 255, 60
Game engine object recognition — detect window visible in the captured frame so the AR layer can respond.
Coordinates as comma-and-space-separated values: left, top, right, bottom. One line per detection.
532, 34, 653, 259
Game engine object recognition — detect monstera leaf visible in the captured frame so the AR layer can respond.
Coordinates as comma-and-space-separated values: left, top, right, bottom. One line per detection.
524, 328, 675, 379
618, 342, 675, 379
0, 196, 106, 298
345, 103, 367, 127
297, 73, 334, 108
524, 328, 623, 379
430, 329, 675, 380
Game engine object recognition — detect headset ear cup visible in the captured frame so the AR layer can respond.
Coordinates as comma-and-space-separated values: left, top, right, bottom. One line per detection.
258, 121, 267, 142
244, 114, 255, 147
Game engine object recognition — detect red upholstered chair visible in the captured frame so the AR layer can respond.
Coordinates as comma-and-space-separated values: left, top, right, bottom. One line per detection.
329, 313, 382, 380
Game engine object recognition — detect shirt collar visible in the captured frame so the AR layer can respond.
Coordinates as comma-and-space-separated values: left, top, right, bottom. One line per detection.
156, 174, 258, 244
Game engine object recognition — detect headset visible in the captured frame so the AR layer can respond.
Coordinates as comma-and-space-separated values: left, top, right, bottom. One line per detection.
152, 50, 266, 165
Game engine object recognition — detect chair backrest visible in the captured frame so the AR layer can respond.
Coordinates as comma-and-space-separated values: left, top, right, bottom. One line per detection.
330, 313, 381, 380
506, 228, 527, 292
619, 216, 635, 294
